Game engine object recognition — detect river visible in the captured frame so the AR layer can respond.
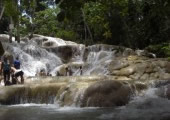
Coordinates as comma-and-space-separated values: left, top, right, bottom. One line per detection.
0, 87, 170, 120
0, 35, 170, 120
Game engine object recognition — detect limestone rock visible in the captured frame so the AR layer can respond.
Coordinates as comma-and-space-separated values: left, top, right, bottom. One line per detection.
109, 58, 129, 71
111, 66, 135, 76
166, 84, 170, 99
81, 80, 132, 107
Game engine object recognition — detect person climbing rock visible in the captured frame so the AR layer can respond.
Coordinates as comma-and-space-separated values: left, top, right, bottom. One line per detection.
1, 57, 11, 86
11, 67, 24, 84
65, 66, 73, 76
39, 69, 46, 76
13, 56, 21, 69
65, 67, 69, 76
80, 66, 83, 75
68, 67, 73, 76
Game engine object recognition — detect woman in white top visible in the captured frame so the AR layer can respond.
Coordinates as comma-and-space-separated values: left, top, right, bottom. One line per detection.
11, 67, 24, 84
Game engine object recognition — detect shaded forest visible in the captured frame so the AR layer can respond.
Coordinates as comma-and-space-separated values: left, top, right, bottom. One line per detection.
0, 0, 170, 51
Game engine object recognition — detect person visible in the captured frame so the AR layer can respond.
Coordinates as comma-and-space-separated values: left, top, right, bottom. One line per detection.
39, 69, 46, 76
13, 56, 20, 69
68, 67, 73, 76
65, 67, 69, 76
11, 67, 24, 84
1, 57, 11, 86
65, 66, 73, 76
80, 66, 83, 75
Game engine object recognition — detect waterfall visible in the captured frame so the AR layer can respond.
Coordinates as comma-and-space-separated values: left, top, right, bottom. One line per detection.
2, 35, 119, 77
3, 42, 62, 76
1, 35, 170, 120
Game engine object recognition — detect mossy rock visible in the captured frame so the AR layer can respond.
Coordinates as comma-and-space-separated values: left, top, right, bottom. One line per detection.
145, 43, 170, 58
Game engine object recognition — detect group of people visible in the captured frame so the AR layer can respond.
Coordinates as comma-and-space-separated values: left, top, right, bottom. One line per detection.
56, 66, 83, 76
0, 56, 24, 86
37, 69, 52, 76
65, 66, 83, 76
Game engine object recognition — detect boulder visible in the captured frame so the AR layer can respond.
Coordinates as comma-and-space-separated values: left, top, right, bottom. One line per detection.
108, 58, 129, 71
111, 66, 136, 76
166, 84, 170, 99
81, 80, 133, 107
0, 34, 9, 42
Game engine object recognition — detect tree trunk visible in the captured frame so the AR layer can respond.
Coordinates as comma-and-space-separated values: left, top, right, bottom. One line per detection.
15, 0, 20, 43
16, 21, 20, 43
9, 17, 13, 43
81, 8, 93, 44
0, 6, 5, 20
29, 0, 36, 40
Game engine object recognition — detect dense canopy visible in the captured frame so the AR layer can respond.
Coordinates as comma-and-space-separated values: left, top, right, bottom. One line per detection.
0, 0, 170, 49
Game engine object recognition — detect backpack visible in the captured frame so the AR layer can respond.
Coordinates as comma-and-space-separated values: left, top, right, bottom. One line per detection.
3, 62, 10, 71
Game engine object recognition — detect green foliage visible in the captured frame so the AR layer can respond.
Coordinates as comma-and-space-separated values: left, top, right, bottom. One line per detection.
146, 43, 170, 58
4, 0, 19, 22
1, 0, 170, 51
83, 2, 108, 39
34, 7, 60, 36
56, 29, 77, 41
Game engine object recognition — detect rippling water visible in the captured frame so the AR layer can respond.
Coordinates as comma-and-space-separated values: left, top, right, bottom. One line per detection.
0, 104, 114, 120
1, 94, 170, 120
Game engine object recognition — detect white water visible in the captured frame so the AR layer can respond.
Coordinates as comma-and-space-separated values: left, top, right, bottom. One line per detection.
1, 35, 170, 120
2, 35, 115, 77
99, 86, 170, 120
1, 86, 170, 120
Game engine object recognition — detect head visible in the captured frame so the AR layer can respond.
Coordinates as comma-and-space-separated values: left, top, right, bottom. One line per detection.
4, 57, 7, 62
16, 56, 19, 60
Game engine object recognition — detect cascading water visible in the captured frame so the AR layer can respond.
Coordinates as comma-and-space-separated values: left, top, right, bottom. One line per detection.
1, 34, 170, 120
2, 35, 117, 77
99, 84, 170, 120
3, 42, 62, 76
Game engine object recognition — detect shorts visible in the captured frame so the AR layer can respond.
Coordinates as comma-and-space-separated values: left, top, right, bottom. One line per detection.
15, 71, 24, 77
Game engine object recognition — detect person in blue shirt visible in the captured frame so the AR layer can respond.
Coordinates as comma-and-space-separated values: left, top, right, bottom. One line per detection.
13, 56, 20, 69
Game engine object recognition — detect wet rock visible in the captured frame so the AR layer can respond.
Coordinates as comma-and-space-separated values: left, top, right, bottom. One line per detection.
111, 66, 135, 76
42, 41, 57, 48
161, 73, 170, 79
164, 62, 170, 73
135, 50, 156, 58
0, 34, 10, 42
134, 82, 148, 91
109, 58, 129, 71
81, 80, 132, 107
140, 73, 149, 80
56, 82, 89, 106
114, 76, 131, 80
0, 83, 63, 105
123, 48, 135, 56
145, 64, 155, 73
166, 84, 170, 99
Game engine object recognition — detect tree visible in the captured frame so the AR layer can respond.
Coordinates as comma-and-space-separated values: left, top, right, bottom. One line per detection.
0, 0, 5, 20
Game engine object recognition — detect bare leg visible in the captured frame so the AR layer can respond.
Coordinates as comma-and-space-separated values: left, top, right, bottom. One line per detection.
20, 75, 24, 84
